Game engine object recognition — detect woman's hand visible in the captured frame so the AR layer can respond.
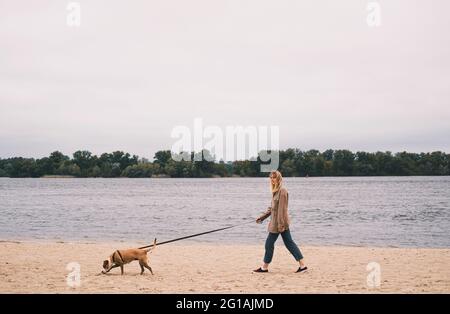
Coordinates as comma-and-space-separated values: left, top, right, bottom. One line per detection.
256, 207, 271, 224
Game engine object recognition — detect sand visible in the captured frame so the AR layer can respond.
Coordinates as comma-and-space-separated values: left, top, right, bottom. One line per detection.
0, 241, 449, 293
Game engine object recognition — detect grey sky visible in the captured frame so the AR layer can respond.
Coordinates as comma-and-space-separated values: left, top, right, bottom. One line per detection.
1, 0, 449, 159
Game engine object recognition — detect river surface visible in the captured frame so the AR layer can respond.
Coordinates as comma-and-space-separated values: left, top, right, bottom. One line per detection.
0, 177, 449, 248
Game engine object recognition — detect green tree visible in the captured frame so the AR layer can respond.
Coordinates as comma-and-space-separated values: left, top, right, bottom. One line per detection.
56, 161, 81, 176
154, 150, 172, 168
280, 159, 296, 177
49, 151, 69, 167
36, 157, 55, 176
332, 150, 355, 176
73, 150, 94, 176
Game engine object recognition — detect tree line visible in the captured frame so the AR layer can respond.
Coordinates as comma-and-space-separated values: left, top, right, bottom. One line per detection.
0, 149, 449, 178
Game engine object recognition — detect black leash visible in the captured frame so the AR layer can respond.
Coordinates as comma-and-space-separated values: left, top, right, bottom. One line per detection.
138, 218, 255, 250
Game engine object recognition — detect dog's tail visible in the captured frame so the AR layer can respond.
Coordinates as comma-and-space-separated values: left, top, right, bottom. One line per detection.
144, 238, 157, 253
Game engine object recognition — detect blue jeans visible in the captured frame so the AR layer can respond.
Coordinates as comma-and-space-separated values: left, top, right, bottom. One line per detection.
264, 229, 303, 264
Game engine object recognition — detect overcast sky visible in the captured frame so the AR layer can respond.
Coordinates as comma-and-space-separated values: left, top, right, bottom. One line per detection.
1, 0, 449, 159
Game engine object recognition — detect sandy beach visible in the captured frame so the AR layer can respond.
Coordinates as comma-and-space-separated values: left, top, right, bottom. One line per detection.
0, 241, 449, 293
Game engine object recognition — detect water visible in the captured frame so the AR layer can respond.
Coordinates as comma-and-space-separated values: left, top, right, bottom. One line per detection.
0, 177, 449, 248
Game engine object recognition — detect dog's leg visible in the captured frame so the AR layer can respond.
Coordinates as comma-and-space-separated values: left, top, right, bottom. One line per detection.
143, 263, 154, 275
103, 264, 120, 274
140, 264, 145, 275
120, 265, 124, 275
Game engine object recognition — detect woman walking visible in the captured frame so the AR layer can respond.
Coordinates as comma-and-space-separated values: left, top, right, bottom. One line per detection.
254, 170, 308, 273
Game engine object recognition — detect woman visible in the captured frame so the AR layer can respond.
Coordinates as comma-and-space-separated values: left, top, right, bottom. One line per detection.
253, 170, 308, 273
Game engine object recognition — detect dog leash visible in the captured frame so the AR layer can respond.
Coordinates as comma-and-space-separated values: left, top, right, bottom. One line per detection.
138, 218, 255, 250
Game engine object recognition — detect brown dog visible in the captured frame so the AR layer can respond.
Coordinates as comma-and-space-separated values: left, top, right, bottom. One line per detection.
102, 238, 157, 275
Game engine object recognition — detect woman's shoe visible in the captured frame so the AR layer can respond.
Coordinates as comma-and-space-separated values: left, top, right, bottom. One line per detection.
296, 266, 308, 273
253, 267, 268, 273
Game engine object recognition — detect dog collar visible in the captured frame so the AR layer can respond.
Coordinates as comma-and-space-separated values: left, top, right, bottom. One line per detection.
115, 250, 124, 264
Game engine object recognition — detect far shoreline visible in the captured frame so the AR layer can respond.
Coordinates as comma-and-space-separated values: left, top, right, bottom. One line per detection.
1, 175, 450, 179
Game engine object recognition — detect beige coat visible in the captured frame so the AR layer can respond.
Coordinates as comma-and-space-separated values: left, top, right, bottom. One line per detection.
258, 187, 290, 233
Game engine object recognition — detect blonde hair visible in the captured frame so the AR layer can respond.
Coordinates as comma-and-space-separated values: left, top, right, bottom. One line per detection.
270, 170, 283, 194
